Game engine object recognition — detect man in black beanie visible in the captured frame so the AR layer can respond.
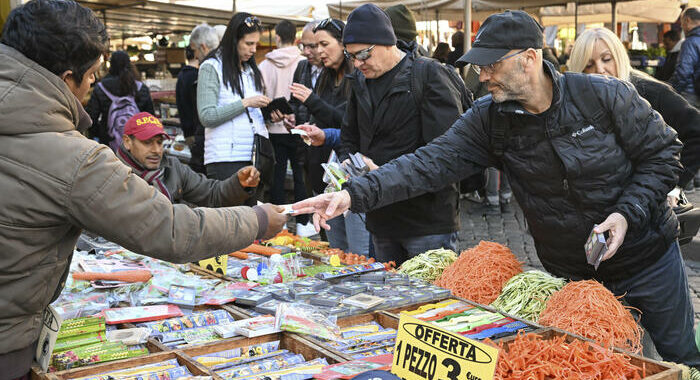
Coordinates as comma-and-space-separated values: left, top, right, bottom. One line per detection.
385, 4, 429, 57
335, 3, 470, 265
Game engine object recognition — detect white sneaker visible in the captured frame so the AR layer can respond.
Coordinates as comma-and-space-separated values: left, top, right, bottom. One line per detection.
296, 222, 317, 238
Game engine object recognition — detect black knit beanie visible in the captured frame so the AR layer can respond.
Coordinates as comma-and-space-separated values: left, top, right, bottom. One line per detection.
385, 4, 418, 42
342, 4, 397, 46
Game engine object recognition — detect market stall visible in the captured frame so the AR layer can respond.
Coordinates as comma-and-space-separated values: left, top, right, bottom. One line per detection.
31, 226, 689, 379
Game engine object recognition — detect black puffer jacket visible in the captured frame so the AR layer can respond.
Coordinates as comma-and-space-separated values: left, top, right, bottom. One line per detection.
346, 62, 682, 281
86, 75, 155, 145
630, 70, 700, 188
339, 43, 464, 238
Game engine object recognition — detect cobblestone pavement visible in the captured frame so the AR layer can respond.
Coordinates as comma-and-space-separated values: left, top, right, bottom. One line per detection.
457, 191, 700, 326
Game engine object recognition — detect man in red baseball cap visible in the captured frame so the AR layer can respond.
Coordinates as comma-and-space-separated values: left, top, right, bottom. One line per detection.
118, 112, 259, 207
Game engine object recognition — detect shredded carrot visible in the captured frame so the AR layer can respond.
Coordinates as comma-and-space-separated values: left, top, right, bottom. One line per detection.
229, 251, 249, 260
241, 243, 281, 256
538, 280, 644, 353
485, 332, 645, 379
434, 241, 522, 304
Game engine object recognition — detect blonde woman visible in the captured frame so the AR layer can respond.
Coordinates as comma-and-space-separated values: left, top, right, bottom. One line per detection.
569, 28, 700, 199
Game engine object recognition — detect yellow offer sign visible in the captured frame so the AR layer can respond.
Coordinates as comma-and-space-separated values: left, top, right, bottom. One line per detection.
391, 314, 498, 380
198, 254, 228, 275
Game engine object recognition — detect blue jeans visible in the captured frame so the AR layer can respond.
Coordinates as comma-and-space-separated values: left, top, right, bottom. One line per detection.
326, 212, 370, 255
485, 167, 512, 205
372, 232, 457, 265
605, 241, 700, 367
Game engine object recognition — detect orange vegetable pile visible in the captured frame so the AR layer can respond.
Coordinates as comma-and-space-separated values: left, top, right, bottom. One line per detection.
241, 243, 281, 257
434, 241, 522, 304
486, 333, 645, 380
538, 280, 644, 353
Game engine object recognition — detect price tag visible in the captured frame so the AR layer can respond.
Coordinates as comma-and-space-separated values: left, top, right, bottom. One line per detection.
198, 254, 228, 275
391, 314, 498, 380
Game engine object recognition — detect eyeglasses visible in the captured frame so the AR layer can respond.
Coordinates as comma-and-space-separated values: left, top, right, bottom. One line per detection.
299, 42, 318, 51
244, 16, 261, 28
313, 18, 343, 34
477, 48, 528, 74
344, 45, 375, 63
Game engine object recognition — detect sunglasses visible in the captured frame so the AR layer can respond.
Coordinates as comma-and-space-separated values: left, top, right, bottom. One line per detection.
313, 18, 343, 34
477, 48, 528, 74
344, 45, 375, 63
244, 16, 261, 28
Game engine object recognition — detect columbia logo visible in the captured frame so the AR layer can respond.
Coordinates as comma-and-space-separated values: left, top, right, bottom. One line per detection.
572, 125, 594, 138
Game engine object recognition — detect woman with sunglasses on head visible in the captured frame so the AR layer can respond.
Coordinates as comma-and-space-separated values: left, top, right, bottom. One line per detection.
568, 28, 700, 202
197, 13, 271, 204
291, 18, 371, 257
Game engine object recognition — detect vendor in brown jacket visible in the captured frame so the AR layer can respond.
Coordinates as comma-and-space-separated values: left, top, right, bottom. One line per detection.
0, 1, 287, 377
118, 112, 260, 207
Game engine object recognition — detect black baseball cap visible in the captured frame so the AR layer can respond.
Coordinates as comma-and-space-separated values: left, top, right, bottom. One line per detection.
457, 10, 543, 67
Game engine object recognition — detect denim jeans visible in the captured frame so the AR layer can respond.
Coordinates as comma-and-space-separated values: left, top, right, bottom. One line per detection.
372, 232, 458, 265
485, 167, 512, 205
605, 241, 700, 367
269, 134, 309, 224
326, 212, 370, 255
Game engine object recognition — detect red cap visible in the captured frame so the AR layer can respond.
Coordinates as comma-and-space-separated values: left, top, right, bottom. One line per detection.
124, 112, 171, 141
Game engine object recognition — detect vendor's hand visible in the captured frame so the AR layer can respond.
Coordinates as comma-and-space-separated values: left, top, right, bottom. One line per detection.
185, 136, 195, 146
292, 190, 352, 231
594, 212, 628, 261
257, 203, 288, 239
290, 83, 313, 103
361, 155, 379, 171
295, 124, 325, 146
242, 95, 271, 109
237, 166, 260, 188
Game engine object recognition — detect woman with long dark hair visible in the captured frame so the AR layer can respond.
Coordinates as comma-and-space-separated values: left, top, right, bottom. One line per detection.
290, 18, 370, 256
197, 12, 271, 202
87, 50, 154, 149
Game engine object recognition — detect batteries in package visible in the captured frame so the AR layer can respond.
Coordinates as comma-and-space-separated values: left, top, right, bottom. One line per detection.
292, 278, 328, 291
331, 283, 367, 295
309, 294, 344, 307
235, 292, 273, 307
585, 224, 608, 270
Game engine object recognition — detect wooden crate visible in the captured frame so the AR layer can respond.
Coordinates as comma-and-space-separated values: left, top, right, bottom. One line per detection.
302, 311, 400, 361
179, 331, 346, 378
33, 350, 210, 380
381, 296, 543, 330
495, 328, 681, 380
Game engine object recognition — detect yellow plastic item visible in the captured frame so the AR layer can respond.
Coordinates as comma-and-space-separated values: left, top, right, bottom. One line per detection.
329, 255, 341, 267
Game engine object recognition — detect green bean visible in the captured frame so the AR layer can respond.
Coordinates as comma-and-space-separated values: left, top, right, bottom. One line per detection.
397, 249, 458, 282
490, 270, 566, 322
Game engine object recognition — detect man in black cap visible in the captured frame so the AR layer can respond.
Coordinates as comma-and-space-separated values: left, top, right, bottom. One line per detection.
335, 3, 470, 265
295, 10, 700, 367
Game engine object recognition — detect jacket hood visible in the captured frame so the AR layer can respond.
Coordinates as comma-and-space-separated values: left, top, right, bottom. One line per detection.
0, 44, 81, 136
264, 46, 302, 68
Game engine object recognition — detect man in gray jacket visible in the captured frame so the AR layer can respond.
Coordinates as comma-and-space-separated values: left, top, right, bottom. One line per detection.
0, 1, 287, 377
118, 112, 260, 207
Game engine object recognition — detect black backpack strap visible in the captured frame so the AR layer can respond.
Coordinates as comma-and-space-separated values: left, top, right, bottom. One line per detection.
490, 104, 509, 158
410, 56, 430, 109
563, 72, 606, 127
